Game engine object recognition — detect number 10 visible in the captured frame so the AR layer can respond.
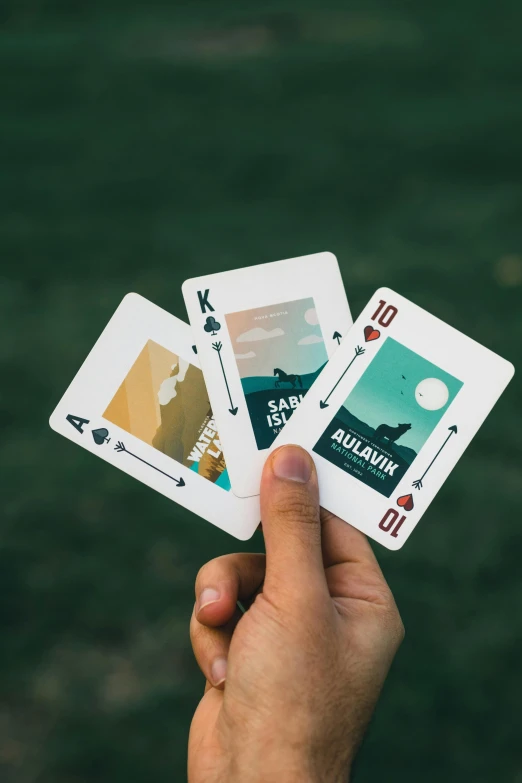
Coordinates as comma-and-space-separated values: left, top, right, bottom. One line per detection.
371, 299, 398, 327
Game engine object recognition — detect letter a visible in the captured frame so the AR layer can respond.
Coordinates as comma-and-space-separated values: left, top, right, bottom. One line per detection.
197, 289, 214, 314
66, 414, 89, 434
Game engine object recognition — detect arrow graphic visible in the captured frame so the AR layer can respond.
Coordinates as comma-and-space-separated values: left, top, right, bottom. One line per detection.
333, 331, 342, 345
114, 441, 185, 486
319, 346, 365, 408
412, 425, 458, 490
212, 342, 238, 415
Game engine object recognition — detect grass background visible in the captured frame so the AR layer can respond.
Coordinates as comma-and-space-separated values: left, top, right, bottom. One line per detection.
1, 1, 521, 780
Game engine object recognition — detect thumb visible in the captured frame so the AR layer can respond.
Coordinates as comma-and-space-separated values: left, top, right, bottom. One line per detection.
260, 445, 328, 602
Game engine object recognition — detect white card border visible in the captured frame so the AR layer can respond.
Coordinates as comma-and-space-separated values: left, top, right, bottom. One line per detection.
269, 288, 514, 549
182, 252, 352, 497
49, 293, 260, 540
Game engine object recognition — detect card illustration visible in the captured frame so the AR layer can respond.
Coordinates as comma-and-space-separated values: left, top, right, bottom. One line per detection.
103, 339, 231, 490
225, 297, 328, 449
313, 337, 463, 497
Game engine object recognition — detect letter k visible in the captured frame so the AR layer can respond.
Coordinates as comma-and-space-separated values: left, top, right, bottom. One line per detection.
197, 289, 214, 313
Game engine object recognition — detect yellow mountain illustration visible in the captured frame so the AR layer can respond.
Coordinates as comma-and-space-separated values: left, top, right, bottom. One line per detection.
105, 339, 226, 484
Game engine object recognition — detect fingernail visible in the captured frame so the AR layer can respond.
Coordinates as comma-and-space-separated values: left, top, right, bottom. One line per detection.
211, 657, 227, 686
197, 587, 220, 613
272, 446, 312, 483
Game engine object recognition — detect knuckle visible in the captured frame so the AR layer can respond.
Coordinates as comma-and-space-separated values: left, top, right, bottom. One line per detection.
383, 600, 405, 647
273, 490, 319, 526
359, 575, 405, 648
395, 611, 406, 644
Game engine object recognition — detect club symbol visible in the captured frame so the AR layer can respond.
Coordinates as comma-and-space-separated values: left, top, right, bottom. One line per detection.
204, 316, 221, 336
91, 427, 110, 445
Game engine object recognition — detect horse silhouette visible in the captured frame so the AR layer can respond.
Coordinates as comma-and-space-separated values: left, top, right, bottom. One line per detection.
274, 368, 303, 388
373, 422, 411, 445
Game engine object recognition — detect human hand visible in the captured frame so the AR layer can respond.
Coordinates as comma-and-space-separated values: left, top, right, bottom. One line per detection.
188, 445, 404, 783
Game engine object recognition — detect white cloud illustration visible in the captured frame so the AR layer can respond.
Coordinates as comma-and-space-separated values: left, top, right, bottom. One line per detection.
236, 327, 284, 343
157, 358, 190, 405
304, 307, 319, 326
235, 351, 256, 360
298, 334, 324, 346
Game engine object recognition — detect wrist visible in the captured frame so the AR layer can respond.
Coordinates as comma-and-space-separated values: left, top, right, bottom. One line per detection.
228, 747, 351, 783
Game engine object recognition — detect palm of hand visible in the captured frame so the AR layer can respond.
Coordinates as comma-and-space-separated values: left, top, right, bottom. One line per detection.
188, 509, 403, 783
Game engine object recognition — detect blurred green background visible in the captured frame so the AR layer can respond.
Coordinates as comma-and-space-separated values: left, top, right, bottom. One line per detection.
1, 1, 521, 781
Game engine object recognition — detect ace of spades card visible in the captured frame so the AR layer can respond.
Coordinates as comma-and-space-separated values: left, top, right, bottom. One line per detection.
49, 294, 260, 540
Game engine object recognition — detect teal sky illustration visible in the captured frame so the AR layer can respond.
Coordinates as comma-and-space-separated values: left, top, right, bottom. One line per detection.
344, 337, 463, 453
226, 297, 327, 379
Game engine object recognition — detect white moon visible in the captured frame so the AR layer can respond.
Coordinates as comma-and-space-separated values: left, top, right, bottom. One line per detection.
304, 307, 319, 326
415, 378, 449, 411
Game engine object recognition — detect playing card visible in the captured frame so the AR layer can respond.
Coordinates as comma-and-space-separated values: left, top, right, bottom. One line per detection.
182, 252, 352, 497
270, 287, 514, 549
49, 294, 260, 540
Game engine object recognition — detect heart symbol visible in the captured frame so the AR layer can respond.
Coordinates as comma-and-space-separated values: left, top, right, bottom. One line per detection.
364, 325, 380, 342
397, 494, 414, 512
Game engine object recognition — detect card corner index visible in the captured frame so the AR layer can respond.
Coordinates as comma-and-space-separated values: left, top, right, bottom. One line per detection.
183, 280, 216, 317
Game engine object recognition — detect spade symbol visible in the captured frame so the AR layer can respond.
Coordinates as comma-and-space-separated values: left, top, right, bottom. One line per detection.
204, 316, 221, 336
92, 427, 111, 445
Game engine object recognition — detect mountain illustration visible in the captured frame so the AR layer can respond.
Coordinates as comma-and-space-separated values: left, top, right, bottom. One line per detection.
314, 406, 416, 498
241, 362, 328, 449
152, 364, 226, 483
241, 361, 327, 396
335, 405, 418, 465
